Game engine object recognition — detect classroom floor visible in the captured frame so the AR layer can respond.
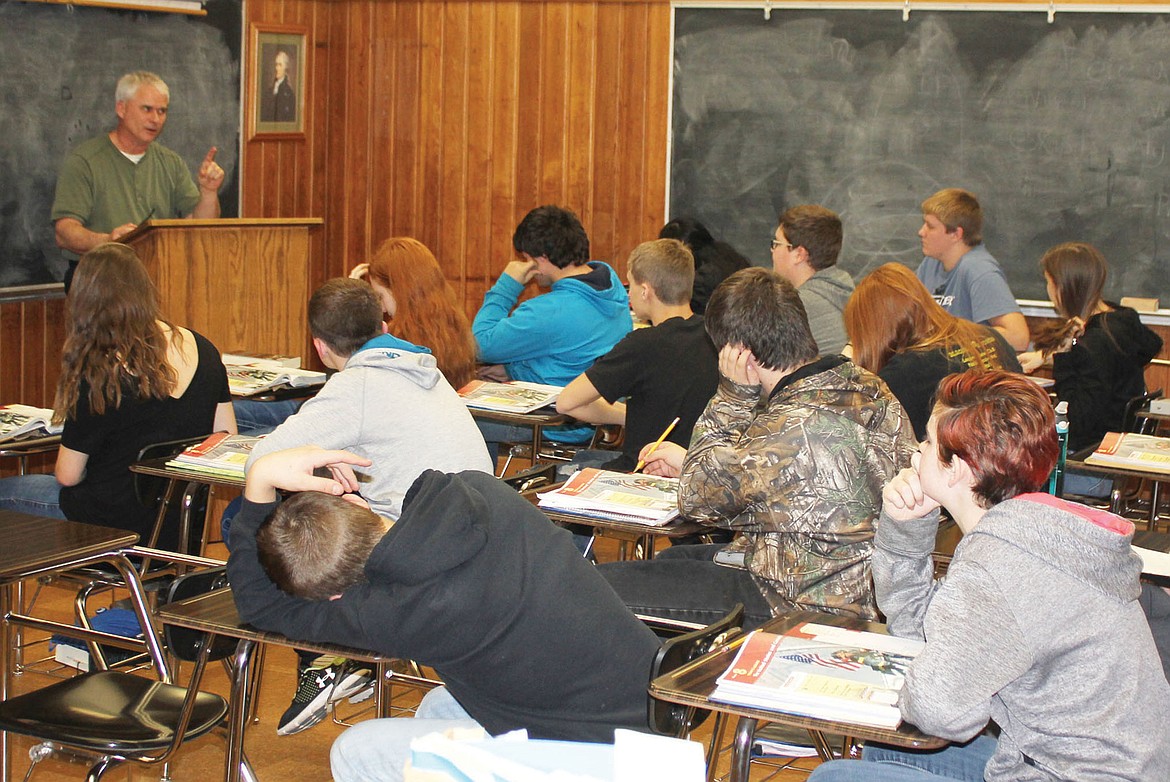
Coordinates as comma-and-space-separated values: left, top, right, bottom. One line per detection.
4, 528, 831, 782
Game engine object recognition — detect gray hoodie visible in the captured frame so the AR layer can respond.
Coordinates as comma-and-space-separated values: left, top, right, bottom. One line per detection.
798, 266, 854, 356
875, 494, 1170, 781
247, 341, 493, 520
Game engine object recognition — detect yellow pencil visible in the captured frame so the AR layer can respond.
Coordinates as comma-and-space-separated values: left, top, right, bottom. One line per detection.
633, 416, 680, 473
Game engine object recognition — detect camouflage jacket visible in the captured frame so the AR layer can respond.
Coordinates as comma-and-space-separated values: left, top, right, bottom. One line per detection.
679, 356, 915, 620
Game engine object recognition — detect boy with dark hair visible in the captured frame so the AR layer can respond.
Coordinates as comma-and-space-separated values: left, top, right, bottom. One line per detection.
809, 371, 1170, 782
600, 268, 914, 629
915, 188, 1029, 350
771, 204, 853, 355
473, 205, 632, 454
228, 446, 661, 782
244, 277, 492, 735
557, 238, 719, 471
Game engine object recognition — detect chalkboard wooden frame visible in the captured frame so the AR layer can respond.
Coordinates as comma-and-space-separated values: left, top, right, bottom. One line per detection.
668, 2, 1170, 303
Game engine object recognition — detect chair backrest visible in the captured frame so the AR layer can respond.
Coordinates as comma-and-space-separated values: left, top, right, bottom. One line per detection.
161, 566, 237, 662
1123, 389, 1164, 435
646, 603, 744, 737
135, 435, 213, 552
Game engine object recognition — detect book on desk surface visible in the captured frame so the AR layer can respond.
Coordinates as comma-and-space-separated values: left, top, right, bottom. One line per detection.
536, 468, 680, 526
1084, 432, 1170, 470
222, 351, 302, 369
224, 358, 326, 397
165, 432, 263, 478
0, 404, 63, 442
712, 622, 923, 730
457, 380, 562, 414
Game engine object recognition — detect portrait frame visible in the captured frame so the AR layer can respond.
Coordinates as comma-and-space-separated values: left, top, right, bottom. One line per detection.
247, 23, 308, 140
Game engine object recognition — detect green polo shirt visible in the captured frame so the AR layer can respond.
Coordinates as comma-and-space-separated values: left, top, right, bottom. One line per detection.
50, 135, 201, 260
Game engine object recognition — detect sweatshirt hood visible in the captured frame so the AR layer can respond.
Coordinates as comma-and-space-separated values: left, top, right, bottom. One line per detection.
971, 493, 1141, 603
365, 470, 489, 584
345, 334, 441, 390
552, 262, 630, 317
1094, 305, 1162, 364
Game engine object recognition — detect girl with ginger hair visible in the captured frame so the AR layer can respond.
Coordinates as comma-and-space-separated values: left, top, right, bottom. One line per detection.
845, 262, 1019, 440
351, 237, 477, 390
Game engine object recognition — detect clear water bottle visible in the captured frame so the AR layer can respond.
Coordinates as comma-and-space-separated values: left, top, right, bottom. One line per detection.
1047, 401, 1070, 495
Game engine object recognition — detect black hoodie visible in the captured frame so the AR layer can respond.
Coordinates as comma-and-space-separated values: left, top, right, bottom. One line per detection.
227, 469, 660, 741
1052, 304, 1163, 451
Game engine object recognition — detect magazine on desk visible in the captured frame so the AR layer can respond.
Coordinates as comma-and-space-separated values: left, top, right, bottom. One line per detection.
712, 622, 924, 729
1084, 432, 1170, 470
457, 380, 562, 414
537, 468, 680, 526
165, 432, 263, 479
224, 358, 326, 397
0, 404, 63, 443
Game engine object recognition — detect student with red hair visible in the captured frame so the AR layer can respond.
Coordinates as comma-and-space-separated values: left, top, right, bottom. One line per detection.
808, 370, 1170, 782
845, 263, 1019, 440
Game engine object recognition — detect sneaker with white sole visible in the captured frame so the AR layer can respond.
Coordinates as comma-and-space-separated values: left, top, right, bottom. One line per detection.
276, 657, 373, 736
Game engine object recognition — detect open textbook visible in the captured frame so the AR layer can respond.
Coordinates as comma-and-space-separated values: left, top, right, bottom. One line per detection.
165, 432, 263, 479
537, 468, 680, 526
712, 622, 923, 729
223, 356, 326, 397
0, 404, 63, 443
1085, 432, 1170, 470
457, 380, 562, 414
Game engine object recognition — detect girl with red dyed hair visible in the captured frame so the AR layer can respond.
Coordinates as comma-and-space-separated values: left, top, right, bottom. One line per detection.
845, 263, 1019, 440
351, 237, 478, 390
808, 370, 1170, 782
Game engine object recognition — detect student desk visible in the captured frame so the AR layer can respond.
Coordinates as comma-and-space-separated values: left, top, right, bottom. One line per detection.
0, 511, 143, 782
1065, 446, 1170, 527
157, 587, 418, 782
129, 457, 244, 555
467, 407, 569, 466
538, 506, 707, 560
0, 433, 60, 476
649, 611, 947, 782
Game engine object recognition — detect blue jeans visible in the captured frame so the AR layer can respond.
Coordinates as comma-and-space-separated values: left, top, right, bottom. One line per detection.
598, 544, 775, 630
330, 686, 482, 782
0, 474, 67, 519
231, 399, 302, 435
807, 734, 996, 781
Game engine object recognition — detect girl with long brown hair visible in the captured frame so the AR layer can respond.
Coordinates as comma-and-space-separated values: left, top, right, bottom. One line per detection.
350, 237, 478, 390
0, 243, 235, 547
845, 262, 1019, 439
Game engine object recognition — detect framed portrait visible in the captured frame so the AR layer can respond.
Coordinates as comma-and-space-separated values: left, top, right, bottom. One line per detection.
247, 23, 308, 140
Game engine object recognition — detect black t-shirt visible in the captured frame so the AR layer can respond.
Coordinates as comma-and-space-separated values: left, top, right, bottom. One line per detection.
879, 328, 1021, 441
585, 314, 719, 470
59, 331, 231, 542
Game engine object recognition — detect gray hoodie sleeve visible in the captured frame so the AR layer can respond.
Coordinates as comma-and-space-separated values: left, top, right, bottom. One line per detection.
872, 509, 943, 640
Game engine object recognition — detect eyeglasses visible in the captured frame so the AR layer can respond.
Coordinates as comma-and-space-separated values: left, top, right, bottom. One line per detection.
770, 238, 794, 252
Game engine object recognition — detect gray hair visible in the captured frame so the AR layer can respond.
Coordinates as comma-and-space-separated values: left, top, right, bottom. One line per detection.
275, 51, 290, 67
115, 72, 169, 103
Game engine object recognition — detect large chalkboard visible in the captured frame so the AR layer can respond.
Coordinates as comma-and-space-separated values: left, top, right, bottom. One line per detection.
0, 0, 241, 289
669, 7, 1170, 302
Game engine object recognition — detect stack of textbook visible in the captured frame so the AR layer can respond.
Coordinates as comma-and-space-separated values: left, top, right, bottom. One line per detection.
166, 433, 263, 479
223, 356, 326, 397
1084, 432, 1170, 470
0, 404, 63, 443
537, 468, 680, 526
712, 622, 923, 729
458, 380, 562, 414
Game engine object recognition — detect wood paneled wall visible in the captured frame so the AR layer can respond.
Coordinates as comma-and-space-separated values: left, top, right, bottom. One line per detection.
243, 0, 672, 314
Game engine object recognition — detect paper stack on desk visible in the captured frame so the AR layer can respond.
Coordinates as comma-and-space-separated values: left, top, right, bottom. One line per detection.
1085, 432, 1170, 470
537, 468, 680, 526
458, 380, 562, 414
224, 356, 326, 397
166, 433, 263, 479
712, 622, 923, 729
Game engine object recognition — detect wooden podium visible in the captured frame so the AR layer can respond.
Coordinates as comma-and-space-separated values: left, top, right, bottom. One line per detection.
125, 218, 323, 361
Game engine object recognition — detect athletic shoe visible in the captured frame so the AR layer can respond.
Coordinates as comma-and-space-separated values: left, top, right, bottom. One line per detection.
276, 656, 373, 736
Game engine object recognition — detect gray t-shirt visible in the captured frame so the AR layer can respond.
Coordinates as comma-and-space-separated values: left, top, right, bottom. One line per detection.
915, 245, 1020, 326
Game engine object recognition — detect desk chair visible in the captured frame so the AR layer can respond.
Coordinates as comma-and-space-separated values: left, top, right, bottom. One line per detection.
644, 604, 744, 782
0, 561, 257, 782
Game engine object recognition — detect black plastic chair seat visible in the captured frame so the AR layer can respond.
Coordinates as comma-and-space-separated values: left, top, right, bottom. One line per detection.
0, 671, 228, 752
